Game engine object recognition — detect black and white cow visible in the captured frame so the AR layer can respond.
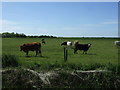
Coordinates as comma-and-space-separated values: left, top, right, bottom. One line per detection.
61, 41, 72, 46
74, 40, 91, 54
115, 41, 120, 46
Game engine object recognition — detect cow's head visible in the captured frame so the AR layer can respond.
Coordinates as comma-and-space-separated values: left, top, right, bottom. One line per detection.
74, 40, 79, 47
88, 43, 91, 47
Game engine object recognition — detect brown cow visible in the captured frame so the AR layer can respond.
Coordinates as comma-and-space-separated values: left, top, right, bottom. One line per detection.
20, 42, 42, 56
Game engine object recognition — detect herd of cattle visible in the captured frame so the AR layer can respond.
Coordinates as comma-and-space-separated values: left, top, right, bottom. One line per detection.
20, 40, 120, 57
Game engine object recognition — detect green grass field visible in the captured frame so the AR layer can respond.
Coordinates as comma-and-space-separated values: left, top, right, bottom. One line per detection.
2, 38, 119, 70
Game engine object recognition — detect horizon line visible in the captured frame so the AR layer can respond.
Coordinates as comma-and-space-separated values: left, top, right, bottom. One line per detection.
1, 32, 119, 38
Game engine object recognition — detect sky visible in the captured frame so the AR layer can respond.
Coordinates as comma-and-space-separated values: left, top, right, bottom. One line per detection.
1, 2, 118, 37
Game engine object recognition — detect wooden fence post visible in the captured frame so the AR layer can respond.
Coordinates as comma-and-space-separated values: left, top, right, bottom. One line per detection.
64, 47, 68, 62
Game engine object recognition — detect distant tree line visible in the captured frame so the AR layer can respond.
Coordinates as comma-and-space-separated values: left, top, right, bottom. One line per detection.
0, 32, 57, 38
1, 32, 27, 38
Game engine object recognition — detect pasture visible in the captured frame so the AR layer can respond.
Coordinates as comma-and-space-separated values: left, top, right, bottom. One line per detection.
2, 37, 119, 71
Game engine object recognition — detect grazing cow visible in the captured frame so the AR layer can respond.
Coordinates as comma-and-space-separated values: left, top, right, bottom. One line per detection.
20, 42, 42, 56
74, 41, 91, 54
61, 41, 73, 49
61, 41, 67, 46
115, 41, 120, 46
42, 39, 46, 44
61, 41, 72, 46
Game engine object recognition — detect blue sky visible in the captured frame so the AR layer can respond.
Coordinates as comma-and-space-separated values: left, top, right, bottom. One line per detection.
2, 2, 118, 37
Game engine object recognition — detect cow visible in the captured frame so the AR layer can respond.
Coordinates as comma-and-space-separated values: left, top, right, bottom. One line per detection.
115, 41, 120, 46
42, 39, 46, 44
20, 42, 42, 57
61, 41, 73, 49
74, 40, 91, 54
61, 41, 72, 46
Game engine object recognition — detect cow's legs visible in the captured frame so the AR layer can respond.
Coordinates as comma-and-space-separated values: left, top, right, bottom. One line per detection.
39, 50, 42, 56
83, 51, 84, 54
35, 50, 42, 57
83, 51, 87, 54
26, 51, 29, 56
74, 49, 78, 54
36, 50, 42, 56
35, 51, 38, 56
85, 51, 87, 54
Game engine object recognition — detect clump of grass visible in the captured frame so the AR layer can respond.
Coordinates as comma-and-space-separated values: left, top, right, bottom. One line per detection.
27, 62, 117, 72
64, 63, 106, 71
31, 62, 106, 71
2, 54, 19, 68
28, 63, 41, 70
106, 62, 118, 73
2, 69, 43, 88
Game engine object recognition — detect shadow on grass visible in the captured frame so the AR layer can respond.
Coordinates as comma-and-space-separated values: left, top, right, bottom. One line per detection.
85, 53, 97, 55
76, 53, 97, 55
40, 56, 49, 58
19, 55, 49, 58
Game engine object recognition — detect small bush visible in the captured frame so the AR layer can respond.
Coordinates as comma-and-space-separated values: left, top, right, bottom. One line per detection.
2, 54, 19, 68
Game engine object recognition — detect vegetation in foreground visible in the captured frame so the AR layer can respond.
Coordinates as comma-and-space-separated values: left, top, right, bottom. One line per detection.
2, 53, 120, 89
2, 68, 120, 89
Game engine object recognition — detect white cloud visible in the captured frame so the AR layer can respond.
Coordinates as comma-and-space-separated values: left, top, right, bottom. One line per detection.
2, 20, 19, 25
1, 20, 38, 35
1, 19, 53, 35
82, 20, 118, 27
101, 21, 118, 25
82, 23, 100, 27
1, 19, 22, 33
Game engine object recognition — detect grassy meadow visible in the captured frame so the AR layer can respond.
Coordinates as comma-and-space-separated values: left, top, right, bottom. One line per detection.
2, 37, 119, 71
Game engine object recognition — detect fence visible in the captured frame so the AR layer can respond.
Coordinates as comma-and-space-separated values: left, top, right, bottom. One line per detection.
64, 47, 68, 62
